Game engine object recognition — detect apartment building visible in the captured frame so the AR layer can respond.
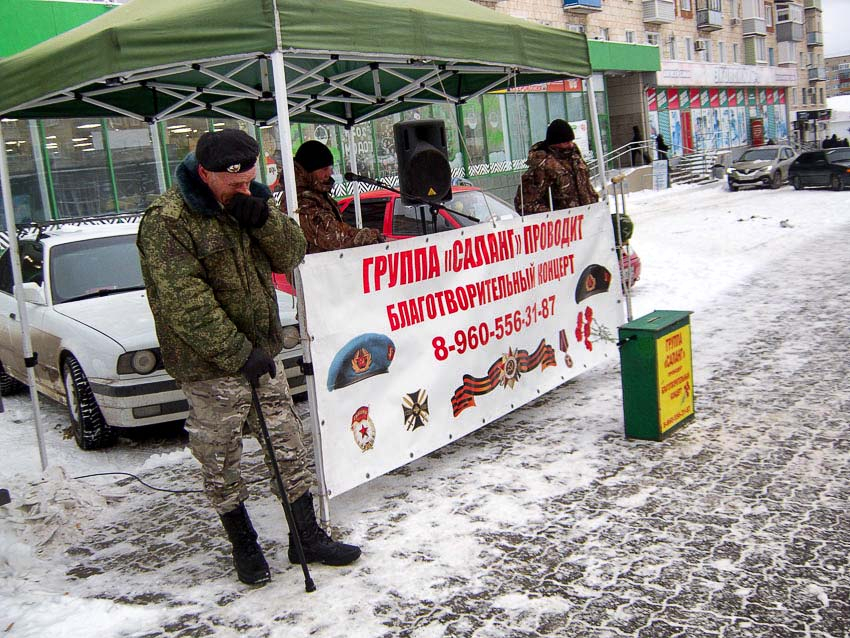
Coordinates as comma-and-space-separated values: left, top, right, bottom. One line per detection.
489, 0, 828, 147
825, 54, 850, 97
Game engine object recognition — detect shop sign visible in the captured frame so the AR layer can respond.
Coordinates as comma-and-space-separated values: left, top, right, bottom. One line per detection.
647, 87, 657, 111
657, 61, 798, 87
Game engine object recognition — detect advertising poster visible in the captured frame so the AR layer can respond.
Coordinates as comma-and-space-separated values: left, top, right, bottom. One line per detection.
670, 109, 682, 156
300, 204, 622, 497
655, 326, 694, 433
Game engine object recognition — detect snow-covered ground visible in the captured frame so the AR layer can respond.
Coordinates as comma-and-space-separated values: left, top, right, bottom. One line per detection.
1, 180, 848, 637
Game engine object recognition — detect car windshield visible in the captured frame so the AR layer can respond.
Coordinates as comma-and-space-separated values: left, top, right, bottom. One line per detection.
445, 190, 517, 224
826, 148, 850, 163
738, 149, 776, 162
50, 234, 145, 304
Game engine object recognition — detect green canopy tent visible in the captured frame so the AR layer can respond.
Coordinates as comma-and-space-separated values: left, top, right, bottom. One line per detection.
0, 0, 601, 483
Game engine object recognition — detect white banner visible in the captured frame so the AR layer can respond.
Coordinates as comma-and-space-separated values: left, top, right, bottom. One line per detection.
299, 202, 623, 497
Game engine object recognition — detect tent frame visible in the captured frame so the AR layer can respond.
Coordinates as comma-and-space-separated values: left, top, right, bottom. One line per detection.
0, 16, 606, 524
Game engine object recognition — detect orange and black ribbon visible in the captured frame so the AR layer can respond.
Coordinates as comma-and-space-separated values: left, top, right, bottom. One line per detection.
451, 339, 557, 417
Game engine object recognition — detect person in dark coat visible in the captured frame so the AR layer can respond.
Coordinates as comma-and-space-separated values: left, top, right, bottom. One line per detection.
630, 125, 644, 166
656, 134, 669, 160
514, 119, 599, 214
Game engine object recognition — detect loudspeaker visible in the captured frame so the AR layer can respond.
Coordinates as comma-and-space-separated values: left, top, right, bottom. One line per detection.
393, 119, 452, 205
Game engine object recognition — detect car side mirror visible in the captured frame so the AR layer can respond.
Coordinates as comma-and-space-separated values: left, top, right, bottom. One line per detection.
17, 282, 46, 305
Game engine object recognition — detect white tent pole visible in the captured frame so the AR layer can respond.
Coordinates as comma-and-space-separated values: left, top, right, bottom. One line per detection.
586, 73, 608, 201
0, 123, 48, 471
149, 122, 167, 193
345, 126, 363, 228
270, 50, 298, 216
270, 49, 332, 527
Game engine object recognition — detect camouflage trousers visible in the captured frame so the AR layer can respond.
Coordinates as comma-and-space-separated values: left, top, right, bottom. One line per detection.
181, 359, 313, 515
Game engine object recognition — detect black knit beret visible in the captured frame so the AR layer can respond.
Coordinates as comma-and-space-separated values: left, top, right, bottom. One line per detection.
545, 119, 575, 145
195, 129, 259, 173
294, 140, 334, 173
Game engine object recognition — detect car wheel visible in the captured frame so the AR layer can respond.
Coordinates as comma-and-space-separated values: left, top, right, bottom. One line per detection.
830, 174, 842, 191
62, 355, 115, 450
770, 172, 782, 189
728, 182, 738, 192
792, 175, 803, 191
0, 361, 26, 395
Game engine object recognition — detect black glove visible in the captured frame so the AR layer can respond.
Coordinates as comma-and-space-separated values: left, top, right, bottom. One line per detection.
241, 348, 276, 386
226, 193, 269, 228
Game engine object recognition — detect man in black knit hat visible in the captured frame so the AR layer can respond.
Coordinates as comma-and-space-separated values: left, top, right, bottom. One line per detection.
514, 119, 599, 214
289, 139, 383, 253
137, 129, 361, 587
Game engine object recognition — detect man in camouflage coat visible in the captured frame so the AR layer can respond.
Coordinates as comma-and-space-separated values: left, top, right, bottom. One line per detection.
514, 119, 599, 215
137, 129, 361, 587
288, 140, 383, 252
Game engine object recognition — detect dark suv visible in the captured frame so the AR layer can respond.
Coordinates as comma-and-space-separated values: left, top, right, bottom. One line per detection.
788, 148, 850, 191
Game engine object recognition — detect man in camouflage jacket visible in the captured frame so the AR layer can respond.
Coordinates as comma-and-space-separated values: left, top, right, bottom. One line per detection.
288, 140, 383, 253
137, 129, 360, 587
514, 119, 599, 215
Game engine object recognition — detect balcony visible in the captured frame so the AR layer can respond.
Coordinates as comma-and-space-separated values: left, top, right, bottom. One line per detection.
804, 0, 822, 11
807, 31, 824, 46
742, 17, 766, 35
696, 9, 723, 31
808, 66, 826, 82
643, 0, 675, 24
776, 21, 804, 42
563, 0, 602, 12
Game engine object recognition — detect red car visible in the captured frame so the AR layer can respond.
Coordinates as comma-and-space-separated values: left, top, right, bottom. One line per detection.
337, 186, 519, 240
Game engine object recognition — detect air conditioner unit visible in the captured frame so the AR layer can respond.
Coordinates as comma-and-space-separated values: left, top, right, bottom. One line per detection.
694, 41, 707, 51
731, 17, 741, 26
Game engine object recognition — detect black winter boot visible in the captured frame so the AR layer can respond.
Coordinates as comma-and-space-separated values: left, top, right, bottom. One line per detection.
219, 503, 271, 586
288, 492, 361, 566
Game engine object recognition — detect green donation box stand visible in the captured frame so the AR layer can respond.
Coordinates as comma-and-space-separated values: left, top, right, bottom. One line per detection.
619, 310, 695, 440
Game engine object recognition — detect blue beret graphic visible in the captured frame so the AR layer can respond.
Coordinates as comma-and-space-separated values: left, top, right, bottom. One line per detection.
327, 333, 396, 392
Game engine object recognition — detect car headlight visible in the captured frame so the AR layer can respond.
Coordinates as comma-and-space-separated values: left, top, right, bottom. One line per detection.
726, 167, 734, 175
117, 349, 159, 375
762, 165, 774, 173
282, 325, 301, 350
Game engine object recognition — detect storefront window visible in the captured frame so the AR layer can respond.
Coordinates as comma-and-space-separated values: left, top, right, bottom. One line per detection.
0, 119, 47, 225
162, 118, 210, 175
482, 93, 508, 163
42, 118, 114, 218
546, 93, 567, 126
528, 93, 549, 145
427, 104, 462, 170
460, 97, 487, 166
506, 93, 531, 162
106, 118, 159, 212
374, 114, 401, 178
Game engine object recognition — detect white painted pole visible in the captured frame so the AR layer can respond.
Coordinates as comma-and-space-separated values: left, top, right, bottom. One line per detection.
149, 122, 167, 193
345, 126, 363, 228
586, 73, 608, 200
0, 123, 48, 471
270, 50, 299, 217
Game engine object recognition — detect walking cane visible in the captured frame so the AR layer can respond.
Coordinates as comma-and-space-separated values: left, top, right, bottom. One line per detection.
250, 382, 316, 593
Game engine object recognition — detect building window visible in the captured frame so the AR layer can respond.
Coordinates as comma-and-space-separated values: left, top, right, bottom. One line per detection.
718, 41, 725, 62
647, 32, 660, 46
669, 36, 677, 59
802, 89, 807, 105
625, 30, 636, 43
568, 24, 586, 33
685, 37, 693, 60
599, 27, 610, 40
733, 42, 739, 63
680, 0, 692, 10
768, 47, 775, 65
791, 87, 796, 105
820, 88, 824, 104
765, 3, 773, 27
706, 41, 712, 62
755, 37, 767, 62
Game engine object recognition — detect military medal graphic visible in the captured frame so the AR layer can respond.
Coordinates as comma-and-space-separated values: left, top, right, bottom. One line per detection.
558, 329, 573, 367
351, 406, 376, 451
450, 339, 557, 417
402, 389, 430, 431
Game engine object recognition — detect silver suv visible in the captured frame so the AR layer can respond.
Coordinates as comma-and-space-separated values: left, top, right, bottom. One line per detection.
727, 145, 797, 191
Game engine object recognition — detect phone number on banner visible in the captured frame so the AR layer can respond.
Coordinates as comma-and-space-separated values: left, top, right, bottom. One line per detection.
432, 295, 556, 361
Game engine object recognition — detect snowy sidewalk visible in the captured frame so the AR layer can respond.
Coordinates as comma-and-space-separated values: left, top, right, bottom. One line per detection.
1, 184, 849, 637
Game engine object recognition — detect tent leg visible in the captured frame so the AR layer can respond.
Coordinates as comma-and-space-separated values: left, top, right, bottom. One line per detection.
345, 126, 363, 229
149, 122, 167, 193
0, 123, 48, 472
271, 50, 299, 216
586, 73, 608, 199
293, 268, 332, 530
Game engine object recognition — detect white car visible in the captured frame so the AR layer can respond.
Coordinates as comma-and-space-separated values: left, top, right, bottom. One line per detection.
0, 216, 303, 450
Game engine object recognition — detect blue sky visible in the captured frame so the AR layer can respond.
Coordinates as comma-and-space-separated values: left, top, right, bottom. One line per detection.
823, 0, 850, 58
